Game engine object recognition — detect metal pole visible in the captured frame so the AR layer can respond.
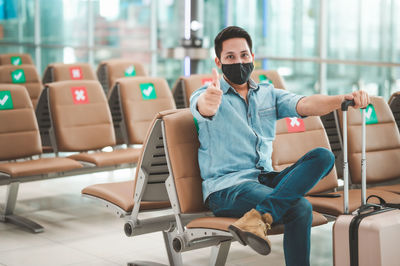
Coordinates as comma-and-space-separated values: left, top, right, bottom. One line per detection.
87, 0, 94, 66
34, 0, 41, 72
343, 111, 349, 214
361, 109, 366, 205
318, 0, 327, 94
150, 0, 158, 76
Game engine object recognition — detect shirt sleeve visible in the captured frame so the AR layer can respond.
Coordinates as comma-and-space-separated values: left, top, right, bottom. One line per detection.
274, 88, 306, 119
189, 85, 214, 122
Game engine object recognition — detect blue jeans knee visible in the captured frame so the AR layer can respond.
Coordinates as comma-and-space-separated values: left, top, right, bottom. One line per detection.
308, 147, 335, 171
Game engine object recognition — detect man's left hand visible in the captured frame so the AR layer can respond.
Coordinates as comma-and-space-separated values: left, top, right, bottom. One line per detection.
344, 90, 370, 109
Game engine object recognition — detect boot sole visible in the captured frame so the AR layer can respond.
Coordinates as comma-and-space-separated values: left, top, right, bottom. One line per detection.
228, 224, 247, 246
228, 224, 271, 256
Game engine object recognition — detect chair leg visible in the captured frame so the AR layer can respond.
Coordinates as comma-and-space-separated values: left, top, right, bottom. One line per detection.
162, 230, 183, 266
209, 240, 231, 266
0, 182, 44, 233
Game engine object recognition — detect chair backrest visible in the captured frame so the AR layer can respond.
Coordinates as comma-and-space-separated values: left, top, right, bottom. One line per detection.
272, 116, 339, 194
0, 53, 34, 65
42, 63, 97, 84
0, 84, 42, 160
250, 69, 287, 89
131, 111, 179, 206
47, 80, 116, 152
338, 96, 400, 184
109, 77, 176, 145
172, 74, 214, 108
389, 91, 400, 132
320, 111, 343, 178
162, 109, 207, 213
97, 59, 147, 96
0, 65, 42, 107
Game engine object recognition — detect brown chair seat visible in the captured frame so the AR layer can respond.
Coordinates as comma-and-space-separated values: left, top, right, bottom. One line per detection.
68, 147, 141, 167
0, 157, 82, 178
82, 180, 170, 212
307, 189, 400, 216
372, 184, 400, 194
186, 211, 327, 235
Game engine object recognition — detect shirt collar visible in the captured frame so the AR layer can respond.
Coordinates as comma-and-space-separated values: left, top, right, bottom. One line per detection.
220, 76, 259, 94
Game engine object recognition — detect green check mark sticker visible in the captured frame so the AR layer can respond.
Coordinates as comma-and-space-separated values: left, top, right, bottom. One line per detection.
361, 104, 378, 125
124, 65, 136, 77
11, 56, 22, 66
0, 91, 13, 110
140, 83, 157, 100
259, 74, 273, 84
11, 69, 26, 83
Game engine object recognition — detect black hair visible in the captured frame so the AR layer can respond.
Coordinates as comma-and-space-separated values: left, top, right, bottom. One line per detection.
214, 26, 253, 59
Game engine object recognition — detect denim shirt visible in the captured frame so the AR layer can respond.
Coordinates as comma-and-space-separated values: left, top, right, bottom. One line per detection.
190, 77, 304, 201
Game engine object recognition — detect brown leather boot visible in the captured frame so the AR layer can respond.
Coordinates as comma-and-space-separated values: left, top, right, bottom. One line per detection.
228, 209, 272, 255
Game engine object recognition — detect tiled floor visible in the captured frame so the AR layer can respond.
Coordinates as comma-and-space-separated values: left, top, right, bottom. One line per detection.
0, 168, 333, 266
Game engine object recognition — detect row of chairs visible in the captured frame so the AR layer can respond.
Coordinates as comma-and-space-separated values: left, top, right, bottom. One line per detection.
0, 75, 176, 232
0, 53, 147, 107
81, 97, 400, 265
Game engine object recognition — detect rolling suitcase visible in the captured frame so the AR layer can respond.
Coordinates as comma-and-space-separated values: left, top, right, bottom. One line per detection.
333, 100, 400, 266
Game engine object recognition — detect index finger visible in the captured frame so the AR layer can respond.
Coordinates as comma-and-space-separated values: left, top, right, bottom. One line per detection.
212, 68, 220, 88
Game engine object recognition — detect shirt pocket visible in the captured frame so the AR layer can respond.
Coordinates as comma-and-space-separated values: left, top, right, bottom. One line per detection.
257, 106, 276, 138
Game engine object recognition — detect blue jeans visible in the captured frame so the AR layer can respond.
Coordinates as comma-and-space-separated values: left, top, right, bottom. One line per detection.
206, 147, 335, 266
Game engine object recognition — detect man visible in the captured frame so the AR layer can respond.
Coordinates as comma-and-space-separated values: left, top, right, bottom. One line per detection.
190, 26, 369, 266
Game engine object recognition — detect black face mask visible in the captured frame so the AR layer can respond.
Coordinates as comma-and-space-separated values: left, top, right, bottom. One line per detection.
221, 62, 254, 85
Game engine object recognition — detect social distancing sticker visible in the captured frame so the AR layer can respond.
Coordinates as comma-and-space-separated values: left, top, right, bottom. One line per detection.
140, 83, 157, 100
201, 78, 213, 86
124, 65, 136, 77
0, 91, 14, 110
362, 104, 378, 125
259, 74, 272, 84
11, 69, 26, 83
285, 117, 305, 133
70, 67, 83, 80
71, 87, 89, 104
11, 56, 22, 66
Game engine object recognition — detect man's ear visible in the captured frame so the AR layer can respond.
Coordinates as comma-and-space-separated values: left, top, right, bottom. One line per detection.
251, 53, 255, 62
215, 57, 222, 68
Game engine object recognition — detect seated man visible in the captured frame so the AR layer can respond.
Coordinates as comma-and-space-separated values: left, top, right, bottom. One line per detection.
190, 26, 369, 266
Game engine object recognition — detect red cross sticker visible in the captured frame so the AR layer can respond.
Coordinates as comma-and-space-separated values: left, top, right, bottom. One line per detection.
71, 87, 89, 104
69, 67, 83, 80
285, 117, 305, 133
201, 78, 213, 86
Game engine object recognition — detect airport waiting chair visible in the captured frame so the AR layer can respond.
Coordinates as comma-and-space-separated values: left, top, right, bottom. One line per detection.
0, 53, 34, 65
82, 111, 191, 266
0, 84, 83, 233
271, 114, 400, 217
389, 91, 400, 132
161, 109, 328, 265
172, 74, 214, 108
97, 59, 147, 96
37, 80, 141, 169
250, 69, 287, 89
42, 63, 97, 84
0, 65, 42, 107
337, 96, 400, 194
108, 77, 176, 145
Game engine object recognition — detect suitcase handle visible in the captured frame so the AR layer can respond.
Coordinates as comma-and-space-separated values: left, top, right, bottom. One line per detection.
342, 99, 367, 214
341, 99, 355, 111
